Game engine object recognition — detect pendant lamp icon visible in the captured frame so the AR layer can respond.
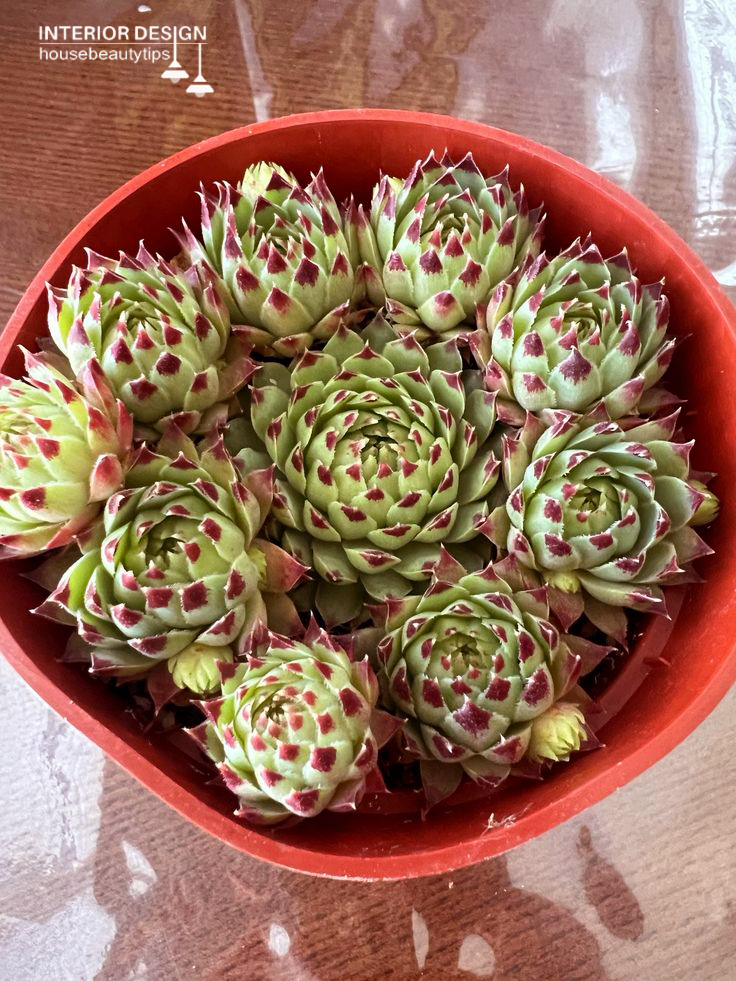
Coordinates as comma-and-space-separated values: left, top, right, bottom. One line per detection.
186, 43, 213, 97
161, 28, 188, 83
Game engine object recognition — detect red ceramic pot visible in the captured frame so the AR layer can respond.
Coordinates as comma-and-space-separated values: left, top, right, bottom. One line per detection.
1, 110, 734, 880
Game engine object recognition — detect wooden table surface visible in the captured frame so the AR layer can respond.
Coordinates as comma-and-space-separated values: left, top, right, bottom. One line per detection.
2, 1, 736, 978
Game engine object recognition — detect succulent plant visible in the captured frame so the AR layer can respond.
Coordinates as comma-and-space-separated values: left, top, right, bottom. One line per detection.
191, 619, 400, 824
47, 245, 254, 438
527, 701, 588, 763
491, 409, 718, 639
353, 152, 544, 338
470, 239, 675, 419
175, 163, 358, 357
228, 316, 502, 624
375, 551, 603, 806
35, 426, 305, 695
0, 349, 132, 558
7, 151, 723, 823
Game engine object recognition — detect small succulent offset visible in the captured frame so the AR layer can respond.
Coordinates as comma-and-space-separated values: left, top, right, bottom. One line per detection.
0, 151, 720, 826
176, 163, 358, 357
191, 620, 400, 823
527, 702, 588, 764
47, 245, 254, 437
471, 239, 675, 419
35, 426, 305, 694
229, 316, 502, 624
354, 152, 544, 338
0, 350, 132, 558
491, 409, 718, 639
375, 552, 603, 806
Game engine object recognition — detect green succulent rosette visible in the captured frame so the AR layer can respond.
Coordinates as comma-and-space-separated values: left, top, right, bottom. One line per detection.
0, 349, 132, 558
354, 152, 544, 338
491, 409, 718, 640
229, 317, 502, 624
176, 163, 358, 357
35, 426, 305, 695
375, 552, 603, 806
470, 238, 675, 419
527, 702, 588, 764
47, 245, 254, 438
191, 619, 400, 824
